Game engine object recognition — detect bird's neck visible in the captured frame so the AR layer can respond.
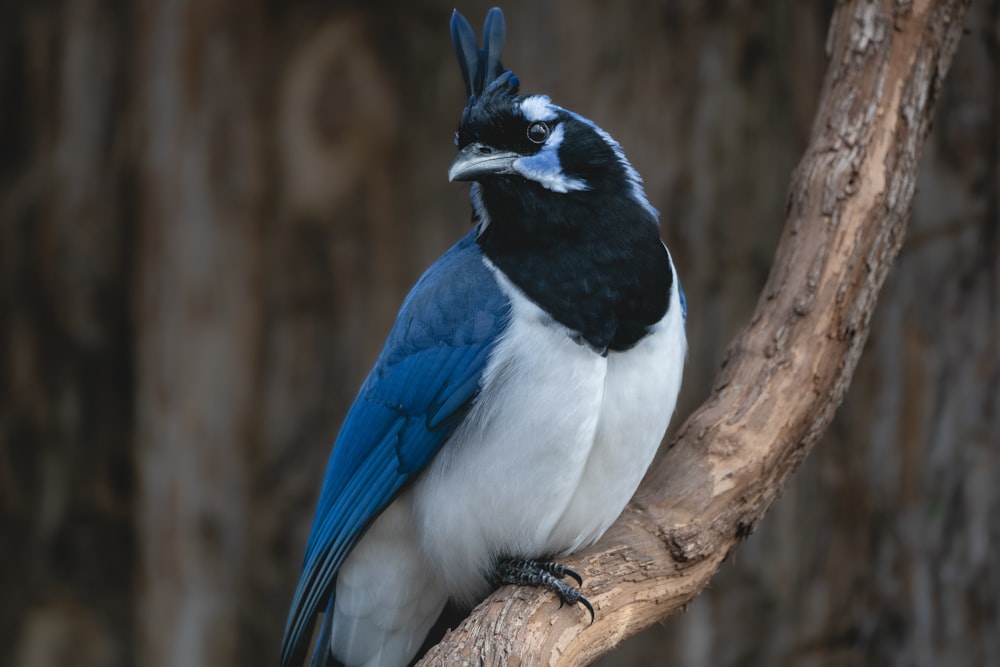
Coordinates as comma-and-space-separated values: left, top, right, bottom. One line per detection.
475, 179, 673, 354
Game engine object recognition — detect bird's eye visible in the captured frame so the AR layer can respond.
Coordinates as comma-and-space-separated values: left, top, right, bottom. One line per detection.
526, 121, 550, 144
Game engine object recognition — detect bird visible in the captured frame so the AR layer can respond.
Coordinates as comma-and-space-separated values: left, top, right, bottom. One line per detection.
280, 7, 686, 667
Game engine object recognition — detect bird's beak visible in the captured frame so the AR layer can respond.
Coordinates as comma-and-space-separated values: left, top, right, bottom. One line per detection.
448, 143, 519, 181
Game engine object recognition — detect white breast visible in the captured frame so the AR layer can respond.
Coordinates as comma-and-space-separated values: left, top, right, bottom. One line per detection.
412, 257, 687, 604
547, 288, 686, 553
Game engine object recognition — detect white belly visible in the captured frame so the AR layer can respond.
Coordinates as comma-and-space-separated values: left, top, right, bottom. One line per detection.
332, 500, 448, 667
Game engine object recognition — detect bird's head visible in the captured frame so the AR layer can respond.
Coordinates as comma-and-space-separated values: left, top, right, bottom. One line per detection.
448, 8, 657, 225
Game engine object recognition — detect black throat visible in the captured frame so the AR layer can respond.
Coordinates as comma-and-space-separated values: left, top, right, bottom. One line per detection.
476, 178, 672, 354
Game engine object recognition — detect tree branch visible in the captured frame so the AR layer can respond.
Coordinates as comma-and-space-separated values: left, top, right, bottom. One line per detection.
417, 0, 972, 664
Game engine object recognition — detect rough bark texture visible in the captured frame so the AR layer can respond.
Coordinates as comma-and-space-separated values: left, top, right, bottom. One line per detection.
1, 1, 996, 667
417, 0, 974, 664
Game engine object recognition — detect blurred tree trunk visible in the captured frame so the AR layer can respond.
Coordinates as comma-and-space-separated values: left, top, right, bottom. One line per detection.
2, 2, 138, 665
132, 2, 267, 665
1, 2, 996, 667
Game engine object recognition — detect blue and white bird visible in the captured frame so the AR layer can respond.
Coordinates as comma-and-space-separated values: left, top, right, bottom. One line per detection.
280, 8, 686, 667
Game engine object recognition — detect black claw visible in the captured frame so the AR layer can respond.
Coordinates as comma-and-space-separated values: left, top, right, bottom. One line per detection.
579, 595, 595, 623
536, 561, 583, 586
492, 558, 594, 622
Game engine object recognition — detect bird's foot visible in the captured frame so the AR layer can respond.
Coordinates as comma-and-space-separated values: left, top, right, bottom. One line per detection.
491, 558, 594, 622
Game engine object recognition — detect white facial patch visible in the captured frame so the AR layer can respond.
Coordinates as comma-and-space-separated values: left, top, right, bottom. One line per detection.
519, 95, 559, 122
512, 124, 590, 193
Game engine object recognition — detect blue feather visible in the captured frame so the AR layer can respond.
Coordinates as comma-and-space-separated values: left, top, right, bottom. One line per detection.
450, 10, 479, 99
308, 596, 335, 667
280, 231, 510, 667
481, 7, 506, 89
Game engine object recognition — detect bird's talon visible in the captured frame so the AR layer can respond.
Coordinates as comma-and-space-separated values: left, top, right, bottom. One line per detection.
493, 557, 594, 621
581, 596, 595, 623
560, 565, 584, 586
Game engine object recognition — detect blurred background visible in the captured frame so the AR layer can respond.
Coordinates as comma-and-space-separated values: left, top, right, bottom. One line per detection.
1, 1, 997, 666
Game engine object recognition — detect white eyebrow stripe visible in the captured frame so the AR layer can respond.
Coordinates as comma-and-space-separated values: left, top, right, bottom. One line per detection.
519, 95, 559, 122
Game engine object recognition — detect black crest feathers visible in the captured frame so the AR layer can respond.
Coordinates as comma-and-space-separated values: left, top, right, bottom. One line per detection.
451, 8, 517, 102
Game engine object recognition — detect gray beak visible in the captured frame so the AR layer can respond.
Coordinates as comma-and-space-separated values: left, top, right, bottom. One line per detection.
448, 142, 519, 181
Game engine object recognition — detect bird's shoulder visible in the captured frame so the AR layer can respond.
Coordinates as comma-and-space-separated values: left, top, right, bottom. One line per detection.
335, 229, 511, 472
374, 229, 511, 372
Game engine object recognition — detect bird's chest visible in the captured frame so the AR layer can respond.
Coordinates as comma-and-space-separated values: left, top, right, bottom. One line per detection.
409, 265, 684, 603
476, 198, 672, 354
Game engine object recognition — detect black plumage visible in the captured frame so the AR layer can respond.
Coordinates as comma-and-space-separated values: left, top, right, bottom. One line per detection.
476, 165, 672, 354
452, 68, 672, 352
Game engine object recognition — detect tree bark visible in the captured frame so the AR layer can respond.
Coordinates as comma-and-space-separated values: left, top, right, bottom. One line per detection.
416, 1, 972, 664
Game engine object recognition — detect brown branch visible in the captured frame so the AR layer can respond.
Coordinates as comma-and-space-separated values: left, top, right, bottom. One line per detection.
417, 0, 972, 665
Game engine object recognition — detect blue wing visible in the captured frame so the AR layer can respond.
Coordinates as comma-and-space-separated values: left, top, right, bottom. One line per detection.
280, 231, 510, 667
